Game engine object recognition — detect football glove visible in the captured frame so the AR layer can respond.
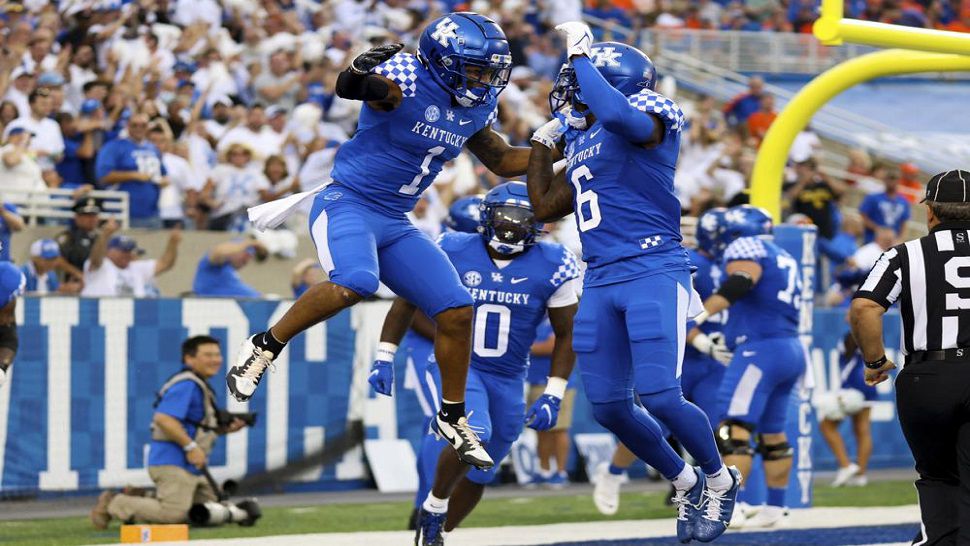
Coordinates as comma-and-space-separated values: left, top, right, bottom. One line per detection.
692, 332, 733, 366
349, 43, 405, 75
531, 117, 568, 149
368, 359, 394, 396
555, 22, 593, 59
526, 393, 562, 431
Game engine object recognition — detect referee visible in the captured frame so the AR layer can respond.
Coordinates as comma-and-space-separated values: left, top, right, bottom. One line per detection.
850, 169, 970, 545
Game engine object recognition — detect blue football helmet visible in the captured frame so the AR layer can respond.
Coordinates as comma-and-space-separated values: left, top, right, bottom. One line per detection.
417, 12, 512, 108
480, 182, 541, 255
550, 41, 658, 113
696, 207, 727, 255
443, 195, 483, 234
720, 205, 774, 249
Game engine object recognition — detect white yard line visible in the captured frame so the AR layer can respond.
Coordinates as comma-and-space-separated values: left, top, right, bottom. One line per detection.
112, 505, 920, 546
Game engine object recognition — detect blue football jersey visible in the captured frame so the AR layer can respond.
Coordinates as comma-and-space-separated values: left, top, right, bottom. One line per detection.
721, 237, 801, 348
0, 262, 25, 307
330, 53, 498, 214
563, 89, 689, 287
687, 248, 725, 332
439, 232, 579, 378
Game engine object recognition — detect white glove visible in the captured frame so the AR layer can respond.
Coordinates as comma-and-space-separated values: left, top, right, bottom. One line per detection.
561, 106, 588, 130
555, 22, 593, 59
531, 117, 567, 149
692, 332, 733, 366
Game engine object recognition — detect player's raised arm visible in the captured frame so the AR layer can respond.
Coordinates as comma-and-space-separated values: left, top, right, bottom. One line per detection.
335, 43, 406, 112
555, 22, 664, 146
526, 118, 574, 222
466, 125, 532, 178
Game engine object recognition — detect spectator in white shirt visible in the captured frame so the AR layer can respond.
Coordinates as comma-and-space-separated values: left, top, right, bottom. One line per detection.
202, 143, 268, 231
218, 105, 281, 164
81, 220, 181, 298
4, 68, 34, 124
22, 29, 58, 75
253, 50, 302, 112
66, 44, 98, 112
0, 127, 47, 194
202, 96, 234, 142
8, 88, 65, 179
148, 124, 203, 229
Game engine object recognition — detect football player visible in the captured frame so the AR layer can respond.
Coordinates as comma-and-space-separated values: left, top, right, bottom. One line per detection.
228, 13, 535, 470
526, 23, 740, 542
0, 255, 25, 388
369, 182, 579, 546
692, 205, 807, 528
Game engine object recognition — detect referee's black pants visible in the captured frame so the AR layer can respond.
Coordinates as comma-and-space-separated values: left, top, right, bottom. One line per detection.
895, 360, 970, 546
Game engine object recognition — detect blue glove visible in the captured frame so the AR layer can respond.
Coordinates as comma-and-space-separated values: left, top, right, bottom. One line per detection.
525, 394, 562, 431
368, 360, 393, 396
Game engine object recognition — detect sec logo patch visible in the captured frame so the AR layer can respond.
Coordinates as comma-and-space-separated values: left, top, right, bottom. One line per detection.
425, 105, 441, 123
463, 271, 482, 287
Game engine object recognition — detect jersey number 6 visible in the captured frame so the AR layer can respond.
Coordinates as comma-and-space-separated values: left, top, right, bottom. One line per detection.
571, 165, 601, 232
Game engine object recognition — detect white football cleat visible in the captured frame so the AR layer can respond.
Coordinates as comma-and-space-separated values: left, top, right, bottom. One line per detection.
831, 463, 860, 487
592, 462, 627, 516
743, 505, 790, 528
432, 413, 493, 470
226, 335, 276, 402
846, 473, 868, 487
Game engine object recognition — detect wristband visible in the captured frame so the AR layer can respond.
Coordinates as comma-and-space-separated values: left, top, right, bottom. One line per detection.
544, 376, 568, 400
183, 441, 198, 452
864, 354, 887, 370
376, 342, 398, 362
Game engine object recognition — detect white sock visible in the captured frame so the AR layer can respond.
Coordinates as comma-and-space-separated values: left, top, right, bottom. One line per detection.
539, 468, 555, 479
671, 464, 698, 491
706, 464, 734, 492
423, 493, 449, 514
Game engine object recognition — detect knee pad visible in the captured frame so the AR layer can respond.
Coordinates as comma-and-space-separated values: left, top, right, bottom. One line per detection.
756, 435, 794, 461
638, 388, 686, 418
716, 419, 755, 457
337, 270, 379, 298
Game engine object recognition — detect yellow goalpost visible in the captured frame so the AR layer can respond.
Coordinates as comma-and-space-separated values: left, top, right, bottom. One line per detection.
749, 0, 970, 220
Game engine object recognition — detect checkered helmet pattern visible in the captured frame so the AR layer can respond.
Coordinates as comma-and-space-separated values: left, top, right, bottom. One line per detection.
724, 237, 768, 262
627, 90, 686, 133
373, 52, 420, 98
550, 247, 580, 287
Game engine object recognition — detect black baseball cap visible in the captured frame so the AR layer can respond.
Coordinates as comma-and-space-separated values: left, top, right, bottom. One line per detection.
73, 197, 102, 214
923, 170, 970, 203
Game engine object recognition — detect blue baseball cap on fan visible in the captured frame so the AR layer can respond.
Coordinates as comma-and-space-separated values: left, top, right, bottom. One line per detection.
30, 238, 61, 259
108, 235, 145, 255
80, 99, 103, 115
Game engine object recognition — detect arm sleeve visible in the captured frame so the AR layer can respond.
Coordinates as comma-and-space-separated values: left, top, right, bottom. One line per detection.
853, 247, 903, 309
547, 277, 579, 308
572, 56, 654, 142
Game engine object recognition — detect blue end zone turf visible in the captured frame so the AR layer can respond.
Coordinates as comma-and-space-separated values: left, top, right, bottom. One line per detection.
549, 523, 918, 546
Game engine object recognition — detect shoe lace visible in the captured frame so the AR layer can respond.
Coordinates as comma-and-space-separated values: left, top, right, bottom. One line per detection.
241, 347, 276, 382
672, 490, 691, 521
454, 413, 484, 448
702, 488, 727, 521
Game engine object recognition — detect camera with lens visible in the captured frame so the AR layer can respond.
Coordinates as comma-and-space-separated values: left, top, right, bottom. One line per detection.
216, 409, 258, 429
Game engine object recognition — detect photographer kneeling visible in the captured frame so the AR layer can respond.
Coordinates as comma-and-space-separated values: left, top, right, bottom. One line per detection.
91, 335, 258, 528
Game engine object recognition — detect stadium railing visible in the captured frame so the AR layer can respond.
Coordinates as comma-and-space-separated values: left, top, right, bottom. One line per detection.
3, 188, 130, 229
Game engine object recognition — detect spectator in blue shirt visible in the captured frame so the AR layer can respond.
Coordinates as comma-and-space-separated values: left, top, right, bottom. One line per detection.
723, 76, 765, 128
0, 203, 24, 262
95, 112, 168, 228
858, 164, 910, 243
90, 335, 250, 527
22, 238, 83, 295
192, 239, 267, 298
54, 112, 96, 190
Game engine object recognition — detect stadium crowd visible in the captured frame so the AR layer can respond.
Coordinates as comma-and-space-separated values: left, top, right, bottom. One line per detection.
0, 0, 923, 306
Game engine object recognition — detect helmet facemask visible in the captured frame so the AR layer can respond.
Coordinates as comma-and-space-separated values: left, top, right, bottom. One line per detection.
422, 49, 511, 107
481, 204, 539, 255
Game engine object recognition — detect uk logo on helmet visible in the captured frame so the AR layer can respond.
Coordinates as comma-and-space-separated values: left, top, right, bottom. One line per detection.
431, 18, 459, 46
591, 47, 622, 68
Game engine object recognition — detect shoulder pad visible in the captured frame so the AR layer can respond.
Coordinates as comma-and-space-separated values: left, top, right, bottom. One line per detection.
372, 52, 420, 98
539, 242, 580, 288
627, 90, 686, 134
724, 237, 768, 262
437, 231, 478, 253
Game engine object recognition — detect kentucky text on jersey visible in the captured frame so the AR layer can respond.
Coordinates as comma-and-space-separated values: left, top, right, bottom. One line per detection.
565, 142, 602, 170
468, 287, 530, 305
410, 121, 470, 148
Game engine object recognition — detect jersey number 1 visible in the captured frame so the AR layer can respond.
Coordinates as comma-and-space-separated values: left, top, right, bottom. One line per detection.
400, 146, 446, 195
571, 165, 601, 231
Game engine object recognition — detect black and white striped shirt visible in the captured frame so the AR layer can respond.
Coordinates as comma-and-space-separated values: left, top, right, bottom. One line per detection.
854, 222, 970, 355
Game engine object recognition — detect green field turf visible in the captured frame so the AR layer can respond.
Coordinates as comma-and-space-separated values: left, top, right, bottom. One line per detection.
0, 480, 917, 546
